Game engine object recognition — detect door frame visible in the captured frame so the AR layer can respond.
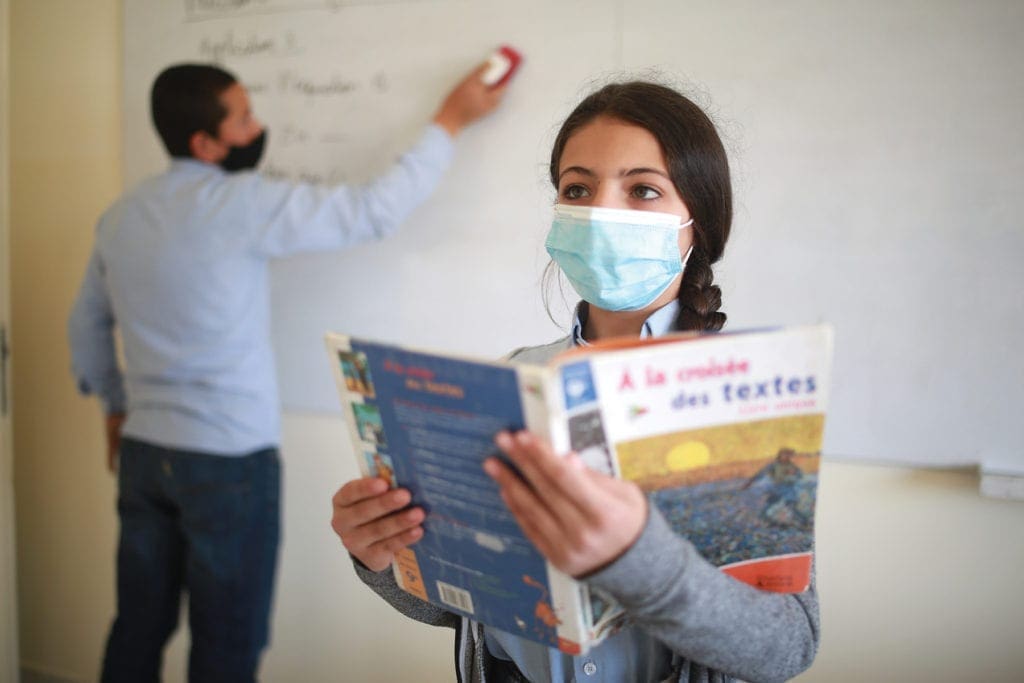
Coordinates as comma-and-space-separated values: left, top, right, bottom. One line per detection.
0, 0, 21, 680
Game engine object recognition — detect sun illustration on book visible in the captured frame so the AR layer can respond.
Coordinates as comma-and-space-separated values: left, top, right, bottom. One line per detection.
665, 441, 711, 471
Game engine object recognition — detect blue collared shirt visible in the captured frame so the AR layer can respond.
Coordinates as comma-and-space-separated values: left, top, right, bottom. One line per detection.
486, 299, 680, 682
571, 300, 679, 347
68, 124, 453, 454
485, 623, 673, 683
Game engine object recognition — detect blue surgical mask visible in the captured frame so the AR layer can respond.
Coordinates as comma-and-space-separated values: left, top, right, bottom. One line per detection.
545, 204, 694, 312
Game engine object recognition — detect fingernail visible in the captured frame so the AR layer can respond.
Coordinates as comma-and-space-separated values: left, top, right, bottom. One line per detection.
483, 458, 499, 477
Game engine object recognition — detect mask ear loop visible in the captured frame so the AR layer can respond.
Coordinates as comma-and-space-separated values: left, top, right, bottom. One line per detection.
680, 245, 694, 270
678, 218, 695, 270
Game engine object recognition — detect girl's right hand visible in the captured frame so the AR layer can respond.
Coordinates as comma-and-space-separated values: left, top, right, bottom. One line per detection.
330, 478, 426, 572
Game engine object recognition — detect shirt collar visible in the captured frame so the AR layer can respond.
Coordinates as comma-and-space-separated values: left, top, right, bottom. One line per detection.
571, 299, 679, 347
169, 156, 221, 174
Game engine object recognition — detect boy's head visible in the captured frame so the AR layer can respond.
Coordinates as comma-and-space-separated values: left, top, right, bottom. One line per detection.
150, 63, 264, 170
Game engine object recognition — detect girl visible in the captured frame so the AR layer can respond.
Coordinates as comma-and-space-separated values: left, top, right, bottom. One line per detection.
331, 81, 819, 683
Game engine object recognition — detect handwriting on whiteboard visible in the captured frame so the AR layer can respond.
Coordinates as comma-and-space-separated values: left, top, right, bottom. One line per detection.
185, 0, 439, 24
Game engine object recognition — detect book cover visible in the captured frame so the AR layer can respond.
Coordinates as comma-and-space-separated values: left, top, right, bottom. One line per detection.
325, 324, 833, 653
327, 338, 577, 651
546, 325, 831, 594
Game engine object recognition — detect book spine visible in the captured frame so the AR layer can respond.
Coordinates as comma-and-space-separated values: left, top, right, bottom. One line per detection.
515, 364, 593, 655
325, 333, 421, 595
324, 334, 372, 477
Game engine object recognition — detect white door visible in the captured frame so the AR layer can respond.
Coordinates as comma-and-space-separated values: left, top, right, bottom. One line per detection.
0, 0, 21, 680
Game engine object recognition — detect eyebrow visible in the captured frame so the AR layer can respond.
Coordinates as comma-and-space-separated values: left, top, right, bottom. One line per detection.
558, 166, 671, 182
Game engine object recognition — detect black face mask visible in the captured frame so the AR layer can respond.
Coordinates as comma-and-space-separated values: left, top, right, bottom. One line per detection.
218, 129, 267, 172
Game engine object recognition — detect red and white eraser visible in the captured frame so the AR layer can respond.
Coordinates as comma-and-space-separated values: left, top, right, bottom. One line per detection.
481, 45, 522, 88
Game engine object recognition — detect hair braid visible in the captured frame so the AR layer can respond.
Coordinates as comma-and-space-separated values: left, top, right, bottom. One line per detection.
673, 246, 725, 332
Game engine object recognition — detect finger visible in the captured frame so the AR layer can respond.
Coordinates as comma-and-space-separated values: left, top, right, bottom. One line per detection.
487, 81, 510, 100
332, 476, 390, 508
374, 522, 425, 556
495, 431, 601, 524
484, 455, 556, 522
356, 522, 426, 573
481, 86, 506, 112
341, 505, 425, 555
484, 456, 569, 561
332, 484, 412, 535
494, 431, 588, 527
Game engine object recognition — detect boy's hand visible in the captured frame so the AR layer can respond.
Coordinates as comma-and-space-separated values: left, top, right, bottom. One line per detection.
106, 413, 126, 473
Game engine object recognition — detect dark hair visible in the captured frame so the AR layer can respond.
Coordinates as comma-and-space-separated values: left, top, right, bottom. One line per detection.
549, 81, 733, 332
150, 63, 238, 158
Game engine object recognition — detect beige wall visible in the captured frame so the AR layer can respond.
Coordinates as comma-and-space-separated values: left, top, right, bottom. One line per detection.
8, 2, 1024, 682
10, 1, 122, 679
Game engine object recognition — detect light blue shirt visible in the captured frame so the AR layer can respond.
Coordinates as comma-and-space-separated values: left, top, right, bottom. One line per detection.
485, 623, 673, 683
485, 299, 680, 682
571, 299, 679, 346
68, 124, 454, 455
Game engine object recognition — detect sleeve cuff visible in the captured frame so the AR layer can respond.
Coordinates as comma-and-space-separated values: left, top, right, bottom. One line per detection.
75, 378, 125, 411
586, 503, 691, 606
352, 554, 392, 584
423, 122, 457, 160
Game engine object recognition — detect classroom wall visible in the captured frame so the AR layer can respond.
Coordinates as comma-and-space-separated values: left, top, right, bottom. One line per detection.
8, 1, 1023, 682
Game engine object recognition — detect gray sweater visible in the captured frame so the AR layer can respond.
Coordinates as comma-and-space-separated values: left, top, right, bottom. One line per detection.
354, 336, 819, 683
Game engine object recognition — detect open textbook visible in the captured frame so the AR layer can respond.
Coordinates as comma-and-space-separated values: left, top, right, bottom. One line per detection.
326, 324, 833, 655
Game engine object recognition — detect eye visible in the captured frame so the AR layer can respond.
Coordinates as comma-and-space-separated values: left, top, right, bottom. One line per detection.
561, 184, 590, 200
630, 184, 662, 200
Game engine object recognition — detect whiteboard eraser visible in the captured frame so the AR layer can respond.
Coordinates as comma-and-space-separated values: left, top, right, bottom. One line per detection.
481, 45, 522, 88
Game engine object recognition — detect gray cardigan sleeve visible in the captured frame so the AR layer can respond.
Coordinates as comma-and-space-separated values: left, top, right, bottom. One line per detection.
586, 506, 819, 683
510, 335, 818, 682
352, 557, 460, 629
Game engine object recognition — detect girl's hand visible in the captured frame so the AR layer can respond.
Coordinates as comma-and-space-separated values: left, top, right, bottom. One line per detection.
331, 478, 426, 572
485, 430, 647, 578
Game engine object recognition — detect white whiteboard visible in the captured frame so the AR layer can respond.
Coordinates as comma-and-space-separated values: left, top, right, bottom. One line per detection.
123, 0, 1024, 470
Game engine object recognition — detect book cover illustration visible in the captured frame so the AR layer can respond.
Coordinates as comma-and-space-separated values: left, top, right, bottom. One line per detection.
329, 340, 570, 650
555, 326, 831, 593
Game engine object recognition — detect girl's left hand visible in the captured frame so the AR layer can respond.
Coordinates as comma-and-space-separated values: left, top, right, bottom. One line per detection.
485, 430, 648, 578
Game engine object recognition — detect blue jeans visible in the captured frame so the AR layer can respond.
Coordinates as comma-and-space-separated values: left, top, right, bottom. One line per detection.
101, 438, 281, 683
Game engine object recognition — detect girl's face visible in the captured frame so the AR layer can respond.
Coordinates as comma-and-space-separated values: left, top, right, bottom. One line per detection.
557, 115, 694, 313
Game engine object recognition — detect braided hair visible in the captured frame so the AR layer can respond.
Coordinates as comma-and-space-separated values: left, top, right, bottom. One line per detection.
549, 81, 732, 332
